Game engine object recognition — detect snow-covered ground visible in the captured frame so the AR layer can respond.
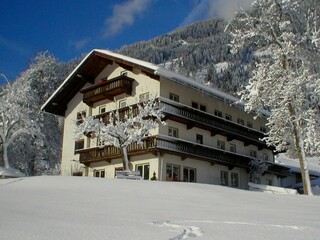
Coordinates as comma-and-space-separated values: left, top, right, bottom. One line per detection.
0, 176, 319, 240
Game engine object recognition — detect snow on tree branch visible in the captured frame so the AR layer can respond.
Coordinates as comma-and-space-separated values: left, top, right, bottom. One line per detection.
75, 97, 165, 171
228, 0, 320, 195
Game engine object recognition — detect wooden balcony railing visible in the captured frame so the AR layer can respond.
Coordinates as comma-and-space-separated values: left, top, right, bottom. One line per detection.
159, 99, 269, 150
80, 75, 134, 106
76, 135, 289, 177
93, 98, 269, 150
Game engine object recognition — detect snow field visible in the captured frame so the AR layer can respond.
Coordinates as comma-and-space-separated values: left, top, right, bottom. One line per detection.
0, 176, 319, 240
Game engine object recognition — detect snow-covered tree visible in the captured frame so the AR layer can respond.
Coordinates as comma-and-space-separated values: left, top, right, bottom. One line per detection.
1, 52, 76, 176
249, 157, 268, 184
0, 74, 38, 177
228, 0, 320, 195
75, 98, 165, 171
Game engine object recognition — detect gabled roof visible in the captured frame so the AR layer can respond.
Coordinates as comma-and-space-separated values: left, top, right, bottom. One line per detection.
41, 49, 251, 117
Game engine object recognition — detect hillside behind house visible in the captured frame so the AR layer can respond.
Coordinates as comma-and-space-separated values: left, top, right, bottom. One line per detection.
118, 19, 254, 96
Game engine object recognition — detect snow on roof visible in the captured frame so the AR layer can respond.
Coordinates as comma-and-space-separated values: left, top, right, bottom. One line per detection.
275, 153, 320, 176
42, 49, 270, 117
41, 49, 237, 110
96, 49, 244, 107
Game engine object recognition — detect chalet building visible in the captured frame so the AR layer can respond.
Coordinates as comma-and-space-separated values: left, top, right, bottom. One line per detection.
42, 49, 289, 189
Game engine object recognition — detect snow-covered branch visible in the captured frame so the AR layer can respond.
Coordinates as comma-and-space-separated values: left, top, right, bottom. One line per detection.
75, 97, 165, 171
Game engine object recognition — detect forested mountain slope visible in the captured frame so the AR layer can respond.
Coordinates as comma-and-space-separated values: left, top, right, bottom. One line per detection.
118, 19, 254, 95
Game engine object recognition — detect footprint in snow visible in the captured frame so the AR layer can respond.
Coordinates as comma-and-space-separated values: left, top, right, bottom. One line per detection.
153, 220, 203, 240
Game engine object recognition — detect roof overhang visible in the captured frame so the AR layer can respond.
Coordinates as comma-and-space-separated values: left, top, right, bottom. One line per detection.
41, 49, 261, 118
41, 49, 160, 116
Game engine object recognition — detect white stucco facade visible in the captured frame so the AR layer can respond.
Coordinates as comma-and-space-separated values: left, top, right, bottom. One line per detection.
42, 49, 288, 189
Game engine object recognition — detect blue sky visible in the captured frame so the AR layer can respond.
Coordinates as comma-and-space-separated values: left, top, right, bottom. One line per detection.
0, 0, 253, 85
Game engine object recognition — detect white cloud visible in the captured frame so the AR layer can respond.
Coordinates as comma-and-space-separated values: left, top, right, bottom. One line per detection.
182, 0, 254, 25
102, 0, 152, 37
0, 35, 29, 56
72, 37, 92, 50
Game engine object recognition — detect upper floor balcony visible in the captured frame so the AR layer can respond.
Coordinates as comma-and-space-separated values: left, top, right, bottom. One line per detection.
159, 98, 270, 150
93, 98, 270, 151
80, 75, 134, 106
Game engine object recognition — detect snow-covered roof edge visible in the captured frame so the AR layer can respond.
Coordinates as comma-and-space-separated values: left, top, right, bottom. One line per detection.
41, 49, 269, 117
95, 50, 244, 108
40, 49, 97, 111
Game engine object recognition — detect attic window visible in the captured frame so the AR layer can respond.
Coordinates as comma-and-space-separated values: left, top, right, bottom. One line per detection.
120, 70, 128, 76
76, 111, 86, 125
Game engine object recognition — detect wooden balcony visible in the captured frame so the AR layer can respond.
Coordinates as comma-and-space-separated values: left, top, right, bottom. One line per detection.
80, 75, 134, 106
159, 99, 269, 150
93, 98, 269, 150
76, 135, 289, 177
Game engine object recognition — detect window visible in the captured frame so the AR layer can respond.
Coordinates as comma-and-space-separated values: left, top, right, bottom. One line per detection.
266, 179, 273, 186
97, 138, 106, 147
115, 167, 124, 177
99, 106, 106, 114
183, 167, 196, 182
76, 111, 86, 125
250, 150, 257, 158
260, 127, 267, 133
225, 114, 232, 121
94, 170, 105, 178
200, 104, 206, 112
237, 118, 244, 125
247, 122, 253, 128
136, 164, 150, 180
217, 140, 225, 150
192, 102, 198, 109
168, 127, 179, 138
120, 70, 128, 76
166, 164, 180, 181
231, 173, 239, 188
220, 171, 228, 186
139, 92, 149, 102
214, 110, 222, 117
230, 144, 236, 153
74, 139, 84, 151
169, 93, 179, 102
263, 153, 269, 161
196, 134, 203, 144
119, 99, 127, 108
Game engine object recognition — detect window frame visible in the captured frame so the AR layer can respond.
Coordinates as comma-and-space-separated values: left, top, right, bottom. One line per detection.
74, 139, 84, 151
217, 140, 225, 150
135, 164, 150, 180
192, 101, 199, 109
76, 111, 86, 125
220, 171, 229, 186
166, 164, 180, 181
168, 127, 179, 138
200, 104, 206, 112
169, 93, 179, 102
196, 134, 203, 144
139, 92, 150, 102
250, 150, 257, 158
214, 110, 223, 118
225, 114, 232, 121
183, 167, 197, 182
119, 99, 127, 108
94, 169, 105, 178
99, 106, 106, 114
237, 118, 244, 125
230, 143, 236, 153
230, 172, 239, 188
